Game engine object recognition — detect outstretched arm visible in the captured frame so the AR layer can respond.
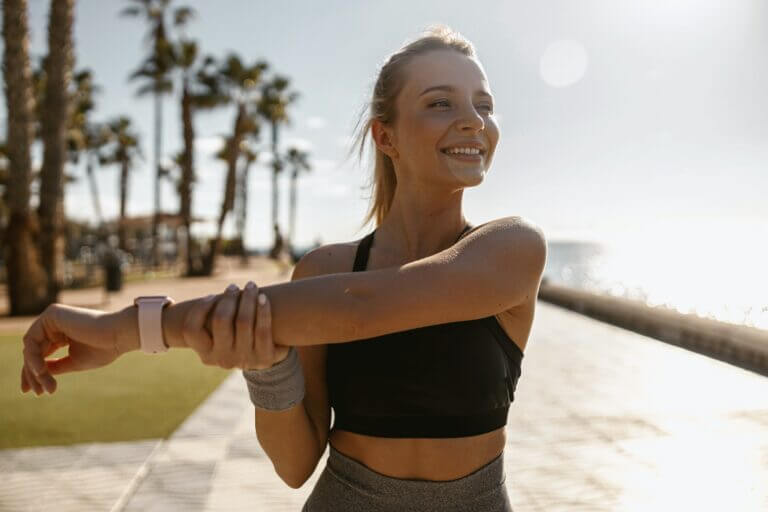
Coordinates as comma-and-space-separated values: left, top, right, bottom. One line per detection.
115, 216, 546, 351
21, 216, 544, 394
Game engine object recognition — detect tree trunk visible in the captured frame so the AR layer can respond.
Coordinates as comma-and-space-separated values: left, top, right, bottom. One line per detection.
236, 158, 252, 266
178, 79, 198, 276
86, 152, 104, 227
151, 90, 163, 268
118, 160, 129, 252
2, 0, 49, 315
288, 167, 298, 257
202, 103, 247, 276
269, 121, 283, 259
37, 0, 73, 303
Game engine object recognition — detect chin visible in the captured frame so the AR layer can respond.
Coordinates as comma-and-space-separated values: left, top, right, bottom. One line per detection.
451, 168, 486, 187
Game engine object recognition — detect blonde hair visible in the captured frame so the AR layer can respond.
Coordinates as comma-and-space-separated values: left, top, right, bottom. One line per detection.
345, 23, 477, 231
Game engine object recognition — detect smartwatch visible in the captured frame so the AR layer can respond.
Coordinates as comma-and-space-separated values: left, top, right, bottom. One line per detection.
133, 295, 174, 354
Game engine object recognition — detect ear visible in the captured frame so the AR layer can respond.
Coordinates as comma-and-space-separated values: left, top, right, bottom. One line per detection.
371, 119, 399, 159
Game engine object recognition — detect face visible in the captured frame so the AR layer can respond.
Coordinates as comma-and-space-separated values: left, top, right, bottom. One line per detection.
373, 49, 500, 188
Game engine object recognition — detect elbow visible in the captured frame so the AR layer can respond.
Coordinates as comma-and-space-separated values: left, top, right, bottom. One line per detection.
284, 477, 307, 490
280, 466, 313, 489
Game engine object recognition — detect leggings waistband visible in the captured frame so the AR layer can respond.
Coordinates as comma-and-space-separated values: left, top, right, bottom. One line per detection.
325, 443, 507, 503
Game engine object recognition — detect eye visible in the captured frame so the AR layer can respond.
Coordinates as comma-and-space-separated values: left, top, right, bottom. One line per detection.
429, 99, 494, 114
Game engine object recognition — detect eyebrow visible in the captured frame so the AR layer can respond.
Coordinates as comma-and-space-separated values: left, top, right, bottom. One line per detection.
418, 85, 493, 99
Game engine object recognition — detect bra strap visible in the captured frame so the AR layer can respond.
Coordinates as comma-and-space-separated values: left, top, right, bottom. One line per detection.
353, 230, 375, 272
456, 223, 473, 242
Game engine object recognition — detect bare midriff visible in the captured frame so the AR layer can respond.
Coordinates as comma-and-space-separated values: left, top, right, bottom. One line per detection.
328, 426, 505, 481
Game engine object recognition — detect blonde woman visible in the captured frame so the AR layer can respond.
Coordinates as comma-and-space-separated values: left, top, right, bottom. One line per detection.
21, 24, 546, 511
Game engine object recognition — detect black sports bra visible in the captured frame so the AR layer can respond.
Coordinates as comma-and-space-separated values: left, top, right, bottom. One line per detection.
326, 224, 524, 438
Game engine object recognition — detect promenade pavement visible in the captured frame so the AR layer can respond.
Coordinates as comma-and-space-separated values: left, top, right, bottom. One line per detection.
2, 257, 768, 511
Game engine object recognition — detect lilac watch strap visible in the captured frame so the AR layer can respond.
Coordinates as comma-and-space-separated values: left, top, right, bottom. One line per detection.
133, 296, 173, 354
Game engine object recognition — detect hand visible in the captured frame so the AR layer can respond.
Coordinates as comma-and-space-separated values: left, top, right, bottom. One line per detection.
20, 304, 116, 395
182, 281, 289, 370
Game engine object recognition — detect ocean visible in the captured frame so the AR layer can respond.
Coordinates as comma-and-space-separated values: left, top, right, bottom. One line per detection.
543, 237, 768, 332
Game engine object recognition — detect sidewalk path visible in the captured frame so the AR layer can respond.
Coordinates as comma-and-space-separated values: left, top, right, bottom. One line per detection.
2, 279, 768, 510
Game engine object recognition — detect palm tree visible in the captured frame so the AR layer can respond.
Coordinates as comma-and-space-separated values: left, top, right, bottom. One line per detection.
199, 53, 267, 275
256, 74, 299, 259
174, 39, 197, 275
171, 39, 224, 276
121, 0, 194, 267
284, 146, 312, 259
235, 142, 259, 266
37, 0, 74, 302
101, 117, 142, 252
80, 123, 112, 237
67, 69, 112, 235
2, 0, 49, 315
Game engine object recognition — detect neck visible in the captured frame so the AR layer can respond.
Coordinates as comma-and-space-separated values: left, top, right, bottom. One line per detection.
375, 190, 468, 261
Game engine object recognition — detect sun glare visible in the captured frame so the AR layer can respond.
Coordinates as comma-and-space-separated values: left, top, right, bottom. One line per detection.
539, 40, 588, 88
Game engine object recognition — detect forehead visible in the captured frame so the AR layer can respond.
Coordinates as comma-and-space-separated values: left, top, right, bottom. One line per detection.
399, 50, 491, 99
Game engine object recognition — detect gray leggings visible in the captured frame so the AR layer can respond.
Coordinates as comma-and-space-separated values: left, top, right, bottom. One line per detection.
302, 444, 513, 512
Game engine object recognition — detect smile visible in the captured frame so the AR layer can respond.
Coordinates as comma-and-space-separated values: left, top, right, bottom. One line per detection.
440, 150, 483, 162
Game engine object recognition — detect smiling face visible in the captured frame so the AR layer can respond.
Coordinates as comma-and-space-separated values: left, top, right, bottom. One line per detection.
374, 49, 500, 188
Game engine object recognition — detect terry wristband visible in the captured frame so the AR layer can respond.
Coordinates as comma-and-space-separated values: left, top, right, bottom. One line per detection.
242, 347, 306, 411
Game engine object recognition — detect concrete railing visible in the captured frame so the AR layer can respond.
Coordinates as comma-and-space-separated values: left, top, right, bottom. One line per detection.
538, 282, 768, 378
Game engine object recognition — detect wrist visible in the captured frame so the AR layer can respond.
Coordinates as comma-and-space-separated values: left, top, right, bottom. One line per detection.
161, 300, 188, 349
111, 306, 141, 354
112, 299, 191, 354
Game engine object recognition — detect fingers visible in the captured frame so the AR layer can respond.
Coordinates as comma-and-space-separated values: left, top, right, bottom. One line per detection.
253, 291, 274, 369
21, 364, 32, 394
22, 363, 43, 395
181, 294, 218, 363
235, 281, 258, 368
46, 356, 79, 377
209, 284, 241, 369
22, 313, 57, 394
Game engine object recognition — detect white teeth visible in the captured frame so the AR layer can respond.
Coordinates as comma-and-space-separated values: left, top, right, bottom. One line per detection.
443, 147, 481, 155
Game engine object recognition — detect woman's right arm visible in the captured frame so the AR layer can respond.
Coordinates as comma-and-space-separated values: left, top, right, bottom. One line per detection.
249, 250, 332, 489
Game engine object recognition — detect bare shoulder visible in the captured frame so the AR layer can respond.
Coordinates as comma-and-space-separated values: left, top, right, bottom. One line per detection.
465, 216, 546, 247
459, 216, 547, 270
291, 239, 360, 279
464, 216, 546, 352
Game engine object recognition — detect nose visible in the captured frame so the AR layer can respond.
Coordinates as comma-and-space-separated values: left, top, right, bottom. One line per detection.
457, 103, 484, 132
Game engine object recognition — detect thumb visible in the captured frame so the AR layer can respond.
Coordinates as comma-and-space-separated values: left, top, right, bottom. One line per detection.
46, 356, 84, 376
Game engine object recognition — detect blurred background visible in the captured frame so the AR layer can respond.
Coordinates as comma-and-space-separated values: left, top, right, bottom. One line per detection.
2, 0, 765, 329
2, 1, 768, 510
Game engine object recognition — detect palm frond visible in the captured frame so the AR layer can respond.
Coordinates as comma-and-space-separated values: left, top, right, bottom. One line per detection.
175, 39, 198, 68
119, 6, 143, 18
173, 6, 195, 26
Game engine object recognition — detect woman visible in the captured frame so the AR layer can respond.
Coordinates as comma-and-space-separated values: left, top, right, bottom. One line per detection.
21, 24, 546, 512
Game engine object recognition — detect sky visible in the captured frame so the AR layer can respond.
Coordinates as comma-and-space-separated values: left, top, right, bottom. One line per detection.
5, 0, 767, 249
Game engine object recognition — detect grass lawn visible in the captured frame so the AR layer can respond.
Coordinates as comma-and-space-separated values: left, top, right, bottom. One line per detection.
0, 333, 232, 450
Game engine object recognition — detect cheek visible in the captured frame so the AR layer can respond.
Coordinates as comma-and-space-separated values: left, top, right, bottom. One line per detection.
487, 118, 500, 143
403, 115, 446, 157
417, 112, 451, 136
